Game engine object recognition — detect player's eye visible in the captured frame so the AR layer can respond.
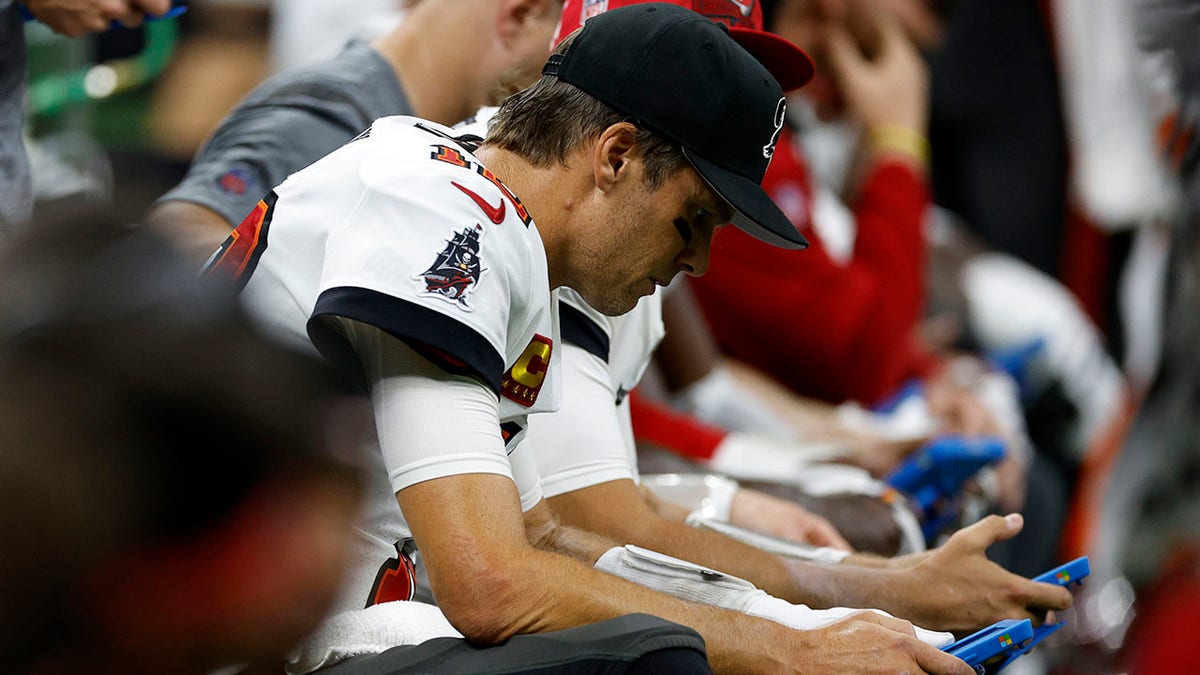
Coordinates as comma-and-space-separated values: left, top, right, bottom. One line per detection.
673, 217, 693, 245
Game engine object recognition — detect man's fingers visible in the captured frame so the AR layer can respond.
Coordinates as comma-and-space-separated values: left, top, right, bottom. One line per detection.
951, 513, 1023, 552
136, 0, 174, 15
800, 511, 852, 551
815, 520, 853, 552
79, 13, 109, 34
872, 7, 908, 54
1024, 579, 1075, 613
115, 0, 174, 27
824, 25, 865, 82
913, 639, 976, 675
91, 0, 137, 28
113, 9, 145, 27
848, 610, 917, 638
35, 8, 106, 36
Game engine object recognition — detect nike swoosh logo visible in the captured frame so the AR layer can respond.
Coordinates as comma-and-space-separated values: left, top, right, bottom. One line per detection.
452, 181, 506, 224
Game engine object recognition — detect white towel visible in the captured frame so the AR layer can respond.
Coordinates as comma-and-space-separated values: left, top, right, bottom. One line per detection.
288, 601, 463, 674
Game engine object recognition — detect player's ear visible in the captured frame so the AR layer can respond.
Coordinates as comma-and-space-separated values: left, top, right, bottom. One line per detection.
593, 122, 639, 192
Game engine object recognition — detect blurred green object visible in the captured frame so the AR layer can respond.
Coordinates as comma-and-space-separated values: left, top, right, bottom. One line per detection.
23, 18, 183, 214
25, 20, 178, 120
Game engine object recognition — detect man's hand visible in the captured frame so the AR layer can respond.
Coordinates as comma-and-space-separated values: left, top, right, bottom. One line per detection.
884, 514, 1074, 634
729, 487, 853, 551
790, 612, 974, 675
924, 365, 997, 437
825, 8, 929, 134
24, 0, 172, 36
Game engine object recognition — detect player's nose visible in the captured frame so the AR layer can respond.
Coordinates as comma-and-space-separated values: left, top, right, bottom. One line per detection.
676, 229, 713, 277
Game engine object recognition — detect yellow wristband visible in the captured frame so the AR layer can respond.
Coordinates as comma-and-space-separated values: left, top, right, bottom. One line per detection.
868, 125, 930, 168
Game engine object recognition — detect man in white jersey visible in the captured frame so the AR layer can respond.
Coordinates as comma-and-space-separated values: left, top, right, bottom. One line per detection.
521, 0, 1073, 638
206, 4, 975, 673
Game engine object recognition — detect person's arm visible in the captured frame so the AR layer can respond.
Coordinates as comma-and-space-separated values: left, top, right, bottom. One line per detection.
541, 342, 1071, 634
407, 475, 970, 674
142, 200, 237, 264
654, 280, 927, 456
551, 477, 1071, 633
145, 94, 347, 262
552, 477, 842, 602
720, 359, 925, 474
145, 57, 387, 262
354, 324, 968, 673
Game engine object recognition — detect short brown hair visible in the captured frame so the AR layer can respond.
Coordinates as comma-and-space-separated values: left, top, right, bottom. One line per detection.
485, 37, 689, 190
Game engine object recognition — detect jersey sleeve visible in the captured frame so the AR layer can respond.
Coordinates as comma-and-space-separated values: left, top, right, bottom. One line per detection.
526, 343, 638, 498
305, 159, 520, 395
341, 319, 515, 493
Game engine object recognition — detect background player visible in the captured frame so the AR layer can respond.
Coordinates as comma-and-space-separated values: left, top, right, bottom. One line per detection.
145, 0, 564, 261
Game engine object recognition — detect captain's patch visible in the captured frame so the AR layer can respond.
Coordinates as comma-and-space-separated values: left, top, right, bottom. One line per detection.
502, 335, 553, 407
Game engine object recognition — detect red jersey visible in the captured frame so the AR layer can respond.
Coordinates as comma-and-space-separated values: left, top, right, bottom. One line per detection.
691, 126, 938, 406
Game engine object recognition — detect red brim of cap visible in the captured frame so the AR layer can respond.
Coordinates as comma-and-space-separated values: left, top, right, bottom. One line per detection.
729, 27, 815, 92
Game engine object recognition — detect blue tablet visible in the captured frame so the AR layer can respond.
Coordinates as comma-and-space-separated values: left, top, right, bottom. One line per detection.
943, 618, 1033, 674
1033, 556, 1090, 587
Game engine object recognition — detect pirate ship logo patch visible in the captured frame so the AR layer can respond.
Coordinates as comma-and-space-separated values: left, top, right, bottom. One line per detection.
417, 225, 486, 309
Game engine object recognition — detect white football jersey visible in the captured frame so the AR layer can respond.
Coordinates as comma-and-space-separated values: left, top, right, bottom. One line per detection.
204, 115, 560, 610
528, 288, 665, 497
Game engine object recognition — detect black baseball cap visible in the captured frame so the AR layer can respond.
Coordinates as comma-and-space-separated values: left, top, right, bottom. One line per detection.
543, 2, 810, 249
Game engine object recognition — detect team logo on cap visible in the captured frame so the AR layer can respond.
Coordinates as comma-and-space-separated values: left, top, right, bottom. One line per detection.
417, 225, 486, 309
764, 97, 787, 159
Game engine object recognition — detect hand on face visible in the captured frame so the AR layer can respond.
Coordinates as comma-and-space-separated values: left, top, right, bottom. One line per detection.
824, 4, 929, 132
770, 0, 927, 128
924, 365, 1028, 510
